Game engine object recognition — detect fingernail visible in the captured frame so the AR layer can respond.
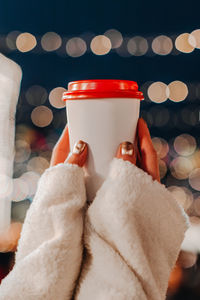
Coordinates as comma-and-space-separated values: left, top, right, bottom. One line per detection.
121, 142, 134, 155
73, 140, 86, 154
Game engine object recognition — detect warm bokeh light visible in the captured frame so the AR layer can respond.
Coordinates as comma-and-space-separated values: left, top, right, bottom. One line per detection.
159, 159, 167, 179
49, 87, 67, 108
16, 32, 37, 52
147, 82, 169, 103
25, 85, 48, 106
127, 36, 148, 56
12, 178, 29, 202
66, 37, 87, 57
21, 171, 40, 197
189, 29, 200, 49
27, 156, 49, 175
31, 106, 53, 127
189, 168, 200, 191
151, 35, 173, 55
174, 134, 196, 156
90, 35, 112, 55
168, 81, 188, 102
104, 29, 123, 48
14, 140, 31, 163
41, 32, 62, 51
167, 186, 193, 211
175, 33, 195, 53
6, 31, 20, 50
170, 157, 193, 179
152, 137, 169, 158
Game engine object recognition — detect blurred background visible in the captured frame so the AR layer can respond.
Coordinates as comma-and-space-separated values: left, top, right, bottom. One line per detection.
0, 0, 200, 298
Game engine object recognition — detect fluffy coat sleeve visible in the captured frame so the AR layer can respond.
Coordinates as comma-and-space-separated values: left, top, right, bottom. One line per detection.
0, 163, 86, 300
75, 158, 189, 300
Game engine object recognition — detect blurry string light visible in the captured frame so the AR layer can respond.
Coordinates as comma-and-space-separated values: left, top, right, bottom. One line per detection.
168, 186, 193, 211
16, 32, 37, 52
66, 37, 87, 57
104, 29, 123, 48
151, 35, 173, 55
14, 140, 31, 163
152, 137, 169, 158
27, 156, 49, 175
175, 33, 195, 53
49, 87, 67, 109
147, 82, 169, 103
190, 29, 200, 49
159, 159, 167, 179
168, 81, 188, 102
127, 36, 148, 56
25, 85, 48, 106
189, 169, 200, 191
31, 106, 53, 127
41, 32, 62, 51
170, 157, 194, 180
90, 35, 111, 55
6, 31, 20, 50
174, 134, 196, 156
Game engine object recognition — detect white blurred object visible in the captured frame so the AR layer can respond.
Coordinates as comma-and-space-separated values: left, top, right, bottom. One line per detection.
0, 53, 22, 232
181, 216, 200, 253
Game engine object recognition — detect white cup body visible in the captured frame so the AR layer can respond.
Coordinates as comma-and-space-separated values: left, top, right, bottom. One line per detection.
66, 98, 140, 202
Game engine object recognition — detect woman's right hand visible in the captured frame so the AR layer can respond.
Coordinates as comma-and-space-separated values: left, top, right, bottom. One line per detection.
50, 125, 88, 167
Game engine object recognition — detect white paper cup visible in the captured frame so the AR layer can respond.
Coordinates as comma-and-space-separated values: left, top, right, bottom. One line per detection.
64, 80, 143, 202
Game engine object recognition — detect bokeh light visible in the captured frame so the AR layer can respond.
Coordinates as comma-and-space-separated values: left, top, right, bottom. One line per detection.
168, 81, 188, 102
41, 32, 62, 51
14, 140, 31, 163
66, 37, 87, 57
168, 186, 193, 211
90, 35, 111, 55
189, 29, 200, 49
189, 168, 200, 191
149, 106, 170, 127
159, 159, 167, 179
175, 33, 195, 53
151, 35, 173, 55
49, 87, 67, 108
31, 106, 53, 127
25, 85, 48, 106
16, 32, 37, 52
104, 29, 123, 48
147, 82, 169, 103
152, 137, 169, 158
174, 134, 196, 156
27, 156, 49, 175
12, 178, 29, 202
21, 171, 40, 197
127, 36, 148, 56
170, 157, 193, 179
6, 31, 20, 50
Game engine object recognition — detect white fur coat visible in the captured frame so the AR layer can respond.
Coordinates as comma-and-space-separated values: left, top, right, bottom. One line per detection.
0, 158, 188, 300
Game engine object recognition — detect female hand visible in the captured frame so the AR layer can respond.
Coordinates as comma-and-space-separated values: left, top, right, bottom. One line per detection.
50, 125, 88, 167
116, 118, 160, 182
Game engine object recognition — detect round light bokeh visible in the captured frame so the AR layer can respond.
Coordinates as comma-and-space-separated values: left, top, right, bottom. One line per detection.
168, 81, 188, 102
25, 85, 48, 106
27, 156, 49, 175
6, 31, 20, 50
41, 32, 62, 51
159, 159, 167, 179
189, 168, 200, 191
16, 32, 37, 52
170, 157, 193, 179
174, 134, 196, 156
127, 36, 148, 56
12, 178, 29, 202
49, 87, 67, 109
90, 35, 112, 55
151, 35, 173, 55
189, 29, 200, 49
104, 29, 123, 48
66, 37, 87, 57
152, 137, 169, 158
175, 33, 195, 53
147, 82, 169, 103
31, 106, 53, 127
14, 140, 31, 163
167, 185, 193, 211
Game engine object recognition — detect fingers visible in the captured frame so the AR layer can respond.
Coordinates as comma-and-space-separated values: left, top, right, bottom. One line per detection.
65, 140, 88, 167
137, 118, 160, 182
115, 141, 136, 165
0, 222, 22, 253
50, 125, 70, 166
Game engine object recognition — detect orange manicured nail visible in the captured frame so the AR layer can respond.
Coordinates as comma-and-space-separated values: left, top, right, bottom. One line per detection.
121, 142, 134, 156
72, 140, 86, 154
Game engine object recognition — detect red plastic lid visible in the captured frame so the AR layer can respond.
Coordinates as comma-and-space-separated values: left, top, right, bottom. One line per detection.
63, 80, 144, 100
